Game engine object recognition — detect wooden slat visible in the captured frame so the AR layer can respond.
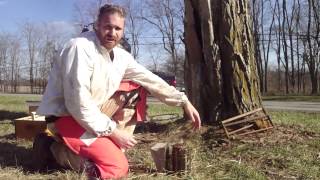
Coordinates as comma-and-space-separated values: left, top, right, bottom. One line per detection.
221, 107, 274, 138
228, 124, 254, 135
222, 108, 263, 124
223, 115, 267, 127
236, 126, 274, 136
221, 123, 230, 138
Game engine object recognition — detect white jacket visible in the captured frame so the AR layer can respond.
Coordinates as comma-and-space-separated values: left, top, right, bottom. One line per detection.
37, 31, 188, 135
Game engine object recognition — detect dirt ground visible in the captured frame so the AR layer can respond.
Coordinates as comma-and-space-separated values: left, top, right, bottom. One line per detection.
0, 116, 319, 179
127, 118, 320, 179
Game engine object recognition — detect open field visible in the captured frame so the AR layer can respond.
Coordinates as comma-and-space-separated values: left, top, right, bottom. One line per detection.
0, 94, 319, 179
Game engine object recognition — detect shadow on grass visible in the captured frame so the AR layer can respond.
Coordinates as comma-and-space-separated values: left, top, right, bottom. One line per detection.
0, 110, 28, 121
0, 140, 33, 171
135, 117, 186, 134
135, 121, 171, 133
201, 125, 230, 149
0, 133, 16, 140
0, 135, 63, 174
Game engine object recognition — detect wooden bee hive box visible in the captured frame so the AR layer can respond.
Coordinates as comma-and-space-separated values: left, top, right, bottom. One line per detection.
15, 115, 46, 140
15, 101, 45, 140
25, 101, 41, 114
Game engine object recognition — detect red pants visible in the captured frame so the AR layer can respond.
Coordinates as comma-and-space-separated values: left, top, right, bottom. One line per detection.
50, 82, 146, 179
55, 116, 128, 179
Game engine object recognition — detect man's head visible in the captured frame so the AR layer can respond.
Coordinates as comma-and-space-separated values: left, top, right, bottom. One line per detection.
95, 4, 126, 50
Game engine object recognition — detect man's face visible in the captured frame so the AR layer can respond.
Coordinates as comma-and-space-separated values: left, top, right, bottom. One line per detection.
95, 12, 125, 50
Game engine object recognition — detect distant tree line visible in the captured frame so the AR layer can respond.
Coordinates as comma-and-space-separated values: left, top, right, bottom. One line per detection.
0, 0, 319, 95
0, 22, 66, 94
251, 0, 320, 95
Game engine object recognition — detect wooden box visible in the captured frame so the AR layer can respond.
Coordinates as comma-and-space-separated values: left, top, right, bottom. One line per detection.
151, 142, 188, 172
25, 101, 41, 114
14, 115, 46, 140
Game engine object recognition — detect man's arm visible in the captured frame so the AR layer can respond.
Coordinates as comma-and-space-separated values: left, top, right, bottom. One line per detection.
124, 59, 201, 130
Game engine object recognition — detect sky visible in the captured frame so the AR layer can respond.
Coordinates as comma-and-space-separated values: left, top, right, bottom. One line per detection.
0, 0, 175, 68
0, 0, 76, 33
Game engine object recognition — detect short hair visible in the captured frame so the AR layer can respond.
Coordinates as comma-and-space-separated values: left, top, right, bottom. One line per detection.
98, 4, 127, 20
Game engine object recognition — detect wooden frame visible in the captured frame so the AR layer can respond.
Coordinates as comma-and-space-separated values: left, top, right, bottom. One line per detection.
221, 108, 273, 138
14, 101, 45, 140
15, 115, 46, 140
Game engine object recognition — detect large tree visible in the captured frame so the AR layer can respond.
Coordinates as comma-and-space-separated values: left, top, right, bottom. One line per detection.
0, 33, 10, 92
184, 0, 262, 124
142, 0, 184, 78
21, 22, 42, 94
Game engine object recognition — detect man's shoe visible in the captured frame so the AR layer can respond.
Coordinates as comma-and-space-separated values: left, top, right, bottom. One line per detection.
32, 133, 57, 171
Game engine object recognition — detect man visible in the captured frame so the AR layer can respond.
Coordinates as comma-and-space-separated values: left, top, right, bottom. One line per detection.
36, 4, 201, 179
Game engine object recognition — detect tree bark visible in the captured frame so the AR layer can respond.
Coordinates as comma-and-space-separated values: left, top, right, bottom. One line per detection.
185, 0, 262, 124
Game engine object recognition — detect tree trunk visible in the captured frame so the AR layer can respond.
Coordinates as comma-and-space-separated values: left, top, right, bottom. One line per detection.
275, 0, 282, 93
287, 0, 296, 92
184, 0, 262, 124
282, 0, 290, 94
264, 1, 276, 94
251, 0, 264, 94
307, 0, 319, 94
296, 0, 301, 93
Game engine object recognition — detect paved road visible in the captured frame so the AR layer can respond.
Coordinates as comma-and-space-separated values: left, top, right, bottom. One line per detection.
148, 97, 320, 112
262, 101, 320, 112
0, 93, 41, 97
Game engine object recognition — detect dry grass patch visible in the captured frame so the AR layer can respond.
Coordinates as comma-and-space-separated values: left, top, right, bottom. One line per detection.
0, 97, 319, 179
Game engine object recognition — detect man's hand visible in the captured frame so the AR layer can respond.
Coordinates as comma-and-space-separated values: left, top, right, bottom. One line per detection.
108, 128, 137, 149
183, 101, 201, 130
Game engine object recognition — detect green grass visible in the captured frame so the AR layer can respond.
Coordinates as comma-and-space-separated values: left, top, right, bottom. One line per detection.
0, 94, 41, 112
270, 111, 320, 133
147, 104, 183, 116
0, 95, 320, 179
263, 95, 320, 102
131, 105, 320, 179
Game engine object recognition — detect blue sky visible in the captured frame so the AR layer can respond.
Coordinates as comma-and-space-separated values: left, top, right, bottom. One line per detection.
0, 0, 170, 67
0, 0, 76, 32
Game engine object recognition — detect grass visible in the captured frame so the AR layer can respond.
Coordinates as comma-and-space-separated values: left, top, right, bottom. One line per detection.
0, 94, 41, 112
147, 104, 183, 117
263, 95, 320, 102
0, 95, 320, 179
270, 111, 320, 133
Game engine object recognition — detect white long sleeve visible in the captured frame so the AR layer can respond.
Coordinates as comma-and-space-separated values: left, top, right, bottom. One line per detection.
60, 39, 116, 135
38, 33, 117, 136
37, 31, 188, 136
124, 58, 189, 107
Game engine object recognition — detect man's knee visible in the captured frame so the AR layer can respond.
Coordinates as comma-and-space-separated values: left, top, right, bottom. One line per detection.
115, 158, 129, 178
99, 155, 129, 179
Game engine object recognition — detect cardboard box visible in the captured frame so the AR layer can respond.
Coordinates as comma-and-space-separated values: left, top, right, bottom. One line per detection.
14, 115, 46, 140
